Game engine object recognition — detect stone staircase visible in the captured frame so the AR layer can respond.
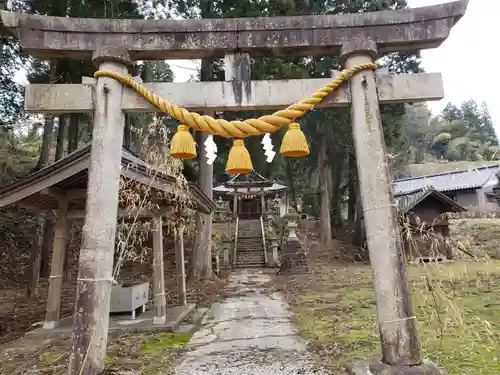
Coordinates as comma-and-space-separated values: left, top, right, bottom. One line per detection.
235, 218, 266, 268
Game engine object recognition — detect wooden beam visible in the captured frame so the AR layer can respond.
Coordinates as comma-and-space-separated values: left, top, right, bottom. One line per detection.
24, 72, 444, 114
39, 187, 65, 197
39, 187, 87, 201
43, 197, 69, 329
0, 157, 89, 208
66, 206, 175, 220
175, 223, 187, 307
152, 214, 167, 324
66, 189, 87, 200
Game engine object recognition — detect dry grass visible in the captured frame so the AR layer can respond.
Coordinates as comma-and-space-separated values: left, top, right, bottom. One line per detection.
276, 235, 500, 374
450, 218, 500, 259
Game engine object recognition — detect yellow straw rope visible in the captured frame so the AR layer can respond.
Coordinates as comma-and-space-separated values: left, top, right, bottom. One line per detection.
94, 63, 377, 138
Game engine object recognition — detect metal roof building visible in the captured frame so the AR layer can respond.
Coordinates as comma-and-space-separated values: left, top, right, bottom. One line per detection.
393, 164, 500, 195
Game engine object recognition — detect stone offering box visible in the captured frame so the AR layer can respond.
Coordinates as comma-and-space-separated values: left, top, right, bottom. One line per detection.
110, 282, 149, 319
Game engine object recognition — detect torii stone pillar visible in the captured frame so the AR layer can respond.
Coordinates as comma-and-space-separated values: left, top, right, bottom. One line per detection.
341, 40, 439, 375
68, 46, 132, 375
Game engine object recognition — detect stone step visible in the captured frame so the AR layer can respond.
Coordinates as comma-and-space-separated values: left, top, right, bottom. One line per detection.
235, 264, 265, 268
237, 252, 264, 256
236, 256, 265, 264
237, 255, 265, 260
236, 259, 266, 265
236, 257, 265, 262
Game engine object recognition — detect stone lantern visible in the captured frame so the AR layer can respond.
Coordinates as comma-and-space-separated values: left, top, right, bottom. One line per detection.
281, 212, 308, 273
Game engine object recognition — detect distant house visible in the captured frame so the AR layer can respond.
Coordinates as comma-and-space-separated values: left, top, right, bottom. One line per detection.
393, 164, 500, 214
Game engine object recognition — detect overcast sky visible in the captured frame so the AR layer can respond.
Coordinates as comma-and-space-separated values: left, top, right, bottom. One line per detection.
167, 0, 499, 136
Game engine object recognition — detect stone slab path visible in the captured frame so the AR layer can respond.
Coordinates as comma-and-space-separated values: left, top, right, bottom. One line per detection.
174, 269, 326, 375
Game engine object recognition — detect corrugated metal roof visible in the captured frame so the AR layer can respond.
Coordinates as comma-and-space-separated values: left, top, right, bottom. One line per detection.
393, 165, 500, 195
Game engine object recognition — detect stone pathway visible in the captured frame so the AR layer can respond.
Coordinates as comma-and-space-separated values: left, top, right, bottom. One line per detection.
174, 269, 325, 375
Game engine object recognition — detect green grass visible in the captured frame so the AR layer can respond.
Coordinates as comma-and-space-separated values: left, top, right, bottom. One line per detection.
138, 332, 192, 375
140, 332, 191, 352
283, 261, 500, 374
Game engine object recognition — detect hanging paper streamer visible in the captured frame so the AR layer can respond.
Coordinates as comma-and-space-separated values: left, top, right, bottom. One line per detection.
204, 134, 217, 165
261, 133, 276, 163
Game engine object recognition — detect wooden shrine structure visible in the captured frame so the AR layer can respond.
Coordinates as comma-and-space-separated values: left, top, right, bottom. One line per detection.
213, 172, 287, 219
0, 145, 214, 330
0, 1, 469, 374
396, 189, 465, 261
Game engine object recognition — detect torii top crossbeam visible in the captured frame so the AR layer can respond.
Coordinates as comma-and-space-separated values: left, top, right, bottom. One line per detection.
0, 0, 467, 60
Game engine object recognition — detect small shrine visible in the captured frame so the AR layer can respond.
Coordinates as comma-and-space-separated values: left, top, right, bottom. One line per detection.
213, 172, 288, 219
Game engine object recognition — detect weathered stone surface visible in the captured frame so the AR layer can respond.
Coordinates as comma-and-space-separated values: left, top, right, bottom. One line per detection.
340, 39, 378, 65
175, 269, 325, 375
347, 360, 447, 375
344, 47, 421, 365
281, 239, 309, 273
92, 45, 133, 69
188, 307, 210, 325
1, 1, 467, 60
24, 72, 444, 113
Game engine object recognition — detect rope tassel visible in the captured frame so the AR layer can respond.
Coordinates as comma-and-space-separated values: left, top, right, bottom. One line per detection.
170, 125, 197, 159
280, 123, 309, 157
226, 139, 253, 174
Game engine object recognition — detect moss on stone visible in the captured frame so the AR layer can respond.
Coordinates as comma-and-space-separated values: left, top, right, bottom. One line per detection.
140, 332, 191, 353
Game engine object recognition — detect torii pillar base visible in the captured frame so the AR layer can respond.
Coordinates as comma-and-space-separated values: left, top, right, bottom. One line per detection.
347, 360, 447, 375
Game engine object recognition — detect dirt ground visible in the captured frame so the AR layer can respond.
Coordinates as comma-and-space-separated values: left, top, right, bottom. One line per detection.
0, 268, 226, 375
275, 222, 500, 375
0, 260, 226, 345
0, 331, 191, 375
0, 218, 231, 374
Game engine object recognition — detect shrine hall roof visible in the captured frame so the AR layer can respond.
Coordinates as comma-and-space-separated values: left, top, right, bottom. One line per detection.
394, 188, 466, 213
0, 145, 215, 214
213, 171, 287, 193
213, 182, 287, 194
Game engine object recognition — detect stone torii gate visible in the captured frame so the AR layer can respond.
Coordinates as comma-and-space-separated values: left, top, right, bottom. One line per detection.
0, 1, 467, 374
